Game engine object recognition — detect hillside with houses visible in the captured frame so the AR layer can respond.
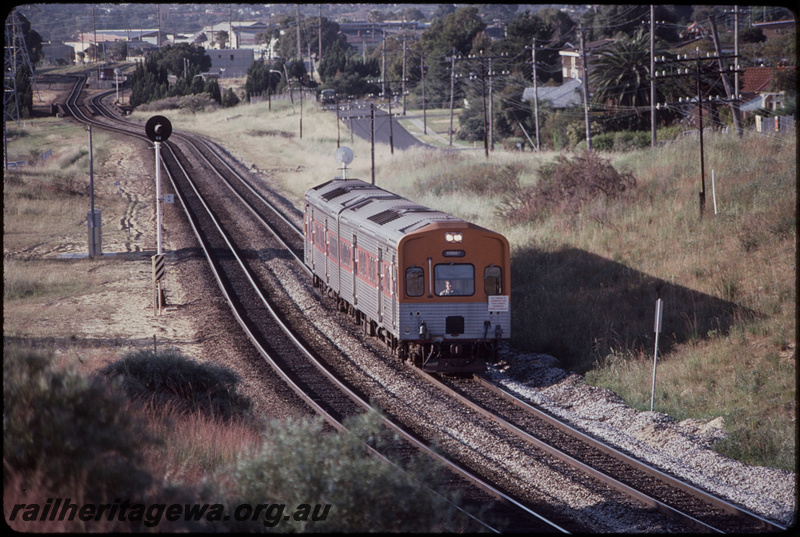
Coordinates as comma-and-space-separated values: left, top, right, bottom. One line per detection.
13, 4, 797, 148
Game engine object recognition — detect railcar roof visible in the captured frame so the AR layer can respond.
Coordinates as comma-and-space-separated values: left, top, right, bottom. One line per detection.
306, 178, 469, 243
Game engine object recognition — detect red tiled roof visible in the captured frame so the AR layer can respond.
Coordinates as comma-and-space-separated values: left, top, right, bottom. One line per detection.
741, 67, 773, 93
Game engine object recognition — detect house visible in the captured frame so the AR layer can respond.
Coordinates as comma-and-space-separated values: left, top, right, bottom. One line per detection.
559, 38, 614, 81
752, 19, 795, 41
739, 65, 796, 114
522, 78, 583, 109
206, 48, 254, 78
39, 42, 74, 66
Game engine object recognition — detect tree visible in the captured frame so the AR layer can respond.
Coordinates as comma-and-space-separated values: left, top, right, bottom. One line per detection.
205, 78, 222, 104
318, 40, 348, 83
128, 44, 211, 107
214, 30, 229, 49
589, 30, 654, 131
496, 9, 574, 84
221, 87, 240, 107
245, 60, 283, 99
412, 6, 487, 108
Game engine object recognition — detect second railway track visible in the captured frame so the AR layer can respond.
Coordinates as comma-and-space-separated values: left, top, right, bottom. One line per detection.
62, 77, 789, 533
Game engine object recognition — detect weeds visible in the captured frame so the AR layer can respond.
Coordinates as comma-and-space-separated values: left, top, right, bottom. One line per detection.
100, 349, 252, 422
232, 410, 480, 532
498, 150, 637, 224
3, 347, 155, 501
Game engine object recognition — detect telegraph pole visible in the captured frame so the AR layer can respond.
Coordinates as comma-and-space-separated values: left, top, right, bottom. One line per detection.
420, 53, 426, 135
579, 23, 592, 150
650, 5, 657, 148
531, 37, 541, 151
655, 48, 741, 218
402, 38, 407, 115
709, 14, 743, 136
295, 4, 302, 62
449, 48, 456, 146
488, 56, 494, 151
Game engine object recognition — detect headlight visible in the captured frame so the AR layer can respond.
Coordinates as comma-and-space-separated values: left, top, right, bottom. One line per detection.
445, 232, 463, 243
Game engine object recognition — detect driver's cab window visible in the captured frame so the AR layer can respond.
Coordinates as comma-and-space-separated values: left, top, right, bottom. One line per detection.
435, 264, 474, 296
484, 265, 502, 295
405, 266, 424, 297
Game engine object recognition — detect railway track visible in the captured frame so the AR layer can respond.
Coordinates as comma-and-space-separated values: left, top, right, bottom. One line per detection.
63, 77, 569, 533
62, 77, 787, 533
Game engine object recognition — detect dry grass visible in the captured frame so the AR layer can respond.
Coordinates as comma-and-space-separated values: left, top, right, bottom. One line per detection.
6, 91, 794, 485
163, 97, 794, 470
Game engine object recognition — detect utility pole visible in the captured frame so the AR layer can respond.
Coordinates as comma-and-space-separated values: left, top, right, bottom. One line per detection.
655, 48, 741, 218
734, 5, 740, 115
318, 4, 322, 63
696, 50, 706, 217
388, 98, 394, 154
709, 14, 743, 136
370, 103, 375, 185
473, 50, 489, 158
420, 53, 426, 135
156, 5, 160, 48
488, 55, 494, 151
402, 38, 407, 115
650, 5, 657, 148
464, 50, 508, 158
296, 4, 302, 62
449, 48, 456, 146
381, 30, 386, 98
531, 37, 540, 151
579, 23, 592, 150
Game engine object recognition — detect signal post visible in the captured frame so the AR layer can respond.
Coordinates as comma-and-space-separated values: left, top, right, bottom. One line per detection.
145, 116, 173, 314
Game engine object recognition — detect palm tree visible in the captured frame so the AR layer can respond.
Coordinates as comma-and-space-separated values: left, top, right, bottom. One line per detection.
589, 30, 653, 129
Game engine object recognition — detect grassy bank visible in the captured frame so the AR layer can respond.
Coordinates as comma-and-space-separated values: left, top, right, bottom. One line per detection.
139, 99, 795, 471
6, 95, 794, 474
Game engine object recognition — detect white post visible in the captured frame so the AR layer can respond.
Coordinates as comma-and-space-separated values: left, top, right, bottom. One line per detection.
712, 169, 718, 215
651, 298, 663, 412
155, 141, 163, 255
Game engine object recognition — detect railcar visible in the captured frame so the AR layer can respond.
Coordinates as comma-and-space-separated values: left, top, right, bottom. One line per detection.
304, 178, 510, 373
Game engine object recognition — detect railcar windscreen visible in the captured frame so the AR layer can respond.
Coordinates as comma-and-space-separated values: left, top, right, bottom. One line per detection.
484, 265, 502, 295
405, 266, 424, 296
435, 264, 475, 296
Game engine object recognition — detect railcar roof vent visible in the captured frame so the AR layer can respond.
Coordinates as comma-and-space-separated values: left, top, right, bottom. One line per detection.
322, 187, 349, 200
368, 206, 438, 225
368, 209, 402, 225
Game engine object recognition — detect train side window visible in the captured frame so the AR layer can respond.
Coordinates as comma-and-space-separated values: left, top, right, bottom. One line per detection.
328, 232, 338, 262
484, 265, 502, 295
368, 254, 377, 285
434, 263, 474, 296
358, 250, 368, 279
314, 222, 325, 252
339, 240, 351, 270
405, 266, 424, 297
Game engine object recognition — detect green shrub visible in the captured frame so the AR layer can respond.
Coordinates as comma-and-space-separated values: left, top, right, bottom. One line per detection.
592, 132, 615, 151
497, 150, 637, 224
232, 411, 478, 532
3, 347, 154, 500
101, 349, 252, 421
592, 131, 651, 152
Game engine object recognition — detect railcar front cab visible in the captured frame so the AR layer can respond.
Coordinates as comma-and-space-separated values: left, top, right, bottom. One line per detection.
398, 222, 510, 373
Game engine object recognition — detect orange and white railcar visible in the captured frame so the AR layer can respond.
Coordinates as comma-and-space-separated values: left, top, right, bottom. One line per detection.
304, 178, 510, 373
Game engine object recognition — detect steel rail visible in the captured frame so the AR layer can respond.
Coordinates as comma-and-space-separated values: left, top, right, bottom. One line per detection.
413, 369, 723, 533
159, 136, 566, 534
226, 95, 788, 533
69, 83, 566, 533
471, 375, 788, 533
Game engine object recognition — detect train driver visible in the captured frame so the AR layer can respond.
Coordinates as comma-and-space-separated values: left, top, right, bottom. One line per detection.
439, 280, 455, 296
